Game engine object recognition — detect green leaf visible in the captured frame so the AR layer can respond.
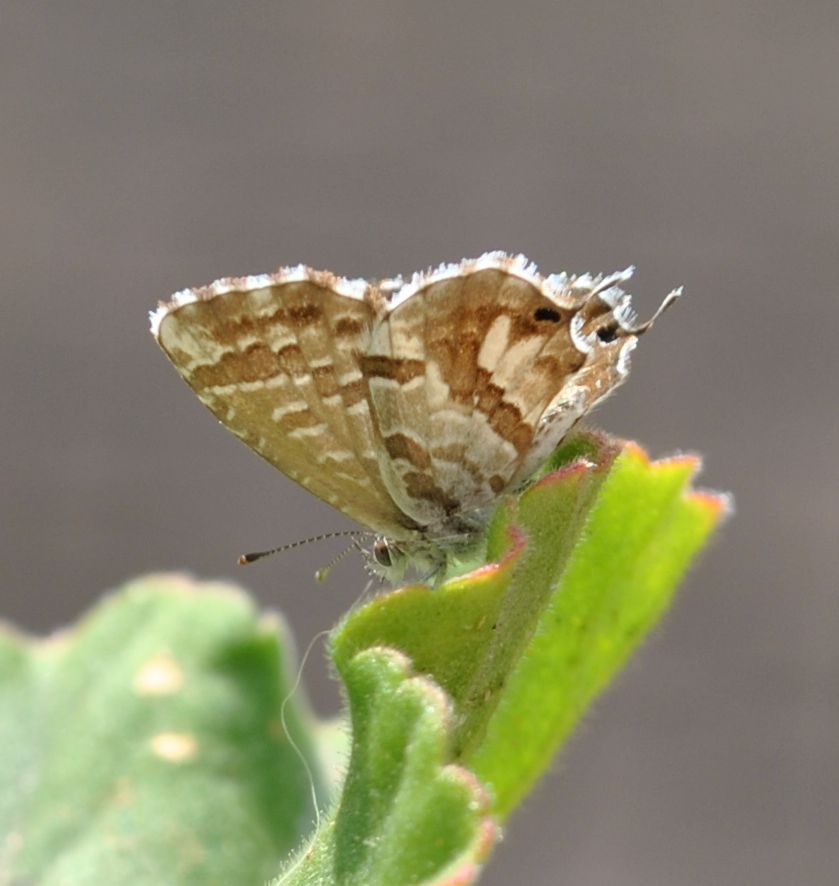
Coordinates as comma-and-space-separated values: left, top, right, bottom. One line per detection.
0, 432, 728, 885
275, 647, 496, 886
0, 574, 328, 886
332, 432, 729, 818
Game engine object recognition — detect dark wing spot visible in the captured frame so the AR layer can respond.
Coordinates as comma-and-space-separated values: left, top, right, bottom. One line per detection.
534, 306, 562, 323
597, 323, 619, 343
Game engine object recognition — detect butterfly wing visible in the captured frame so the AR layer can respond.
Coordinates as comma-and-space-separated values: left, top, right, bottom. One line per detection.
365, 255, 638, 528
152, 271, 418, 538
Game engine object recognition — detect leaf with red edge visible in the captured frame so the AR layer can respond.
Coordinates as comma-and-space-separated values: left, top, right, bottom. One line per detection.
332, 431, 730, 818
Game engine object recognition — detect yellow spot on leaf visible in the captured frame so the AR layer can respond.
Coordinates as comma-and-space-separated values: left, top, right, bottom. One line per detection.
133, 652, 184, 695
150, 732, 198, 762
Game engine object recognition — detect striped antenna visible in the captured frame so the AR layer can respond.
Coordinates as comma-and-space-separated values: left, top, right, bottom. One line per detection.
315, 538, 365, 583
238, 529, 366, 565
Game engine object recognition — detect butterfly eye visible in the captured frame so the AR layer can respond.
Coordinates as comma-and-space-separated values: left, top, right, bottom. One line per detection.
372, 538, 393, 568
596, 323, 619, 343
534, 306, 562, 323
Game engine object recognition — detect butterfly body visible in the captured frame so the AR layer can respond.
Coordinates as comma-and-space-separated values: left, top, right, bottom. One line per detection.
151, 252, 679, 577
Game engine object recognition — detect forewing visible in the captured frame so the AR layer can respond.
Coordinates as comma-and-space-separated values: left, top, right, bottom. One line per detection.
152, 273, 416, 538
509, 269, 641, 485
365, 256, 637, 525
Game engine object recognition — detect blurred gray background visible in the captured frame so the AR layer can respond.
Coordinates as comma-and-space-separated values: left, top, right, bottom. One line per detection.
2, 2, 836, 883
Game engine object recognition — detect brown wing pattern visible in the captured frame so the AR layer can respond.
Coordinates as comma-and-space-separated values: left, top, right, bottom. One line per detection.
154, 275, 418, 538
365, 263, 583, 527
365, 260, 646, 530
153, 254, 675, 544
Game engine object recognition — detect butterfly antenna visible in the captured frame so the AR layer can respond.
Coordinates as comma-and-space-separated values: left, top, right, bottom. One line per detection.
315, 538, 365, 583
628, 286, 683, 335
238, 529, 365, 565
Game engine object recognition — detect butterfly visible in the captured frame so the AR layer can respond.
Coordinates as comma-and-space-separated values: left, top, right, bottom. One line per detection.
151, 252, 679, 579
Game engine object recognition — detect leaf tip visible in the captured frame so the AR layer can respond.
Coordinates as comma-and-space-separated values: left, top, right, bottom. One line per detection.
689, 488, 735, 523
624, 441, 704, 472
532, 457, 596, 490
